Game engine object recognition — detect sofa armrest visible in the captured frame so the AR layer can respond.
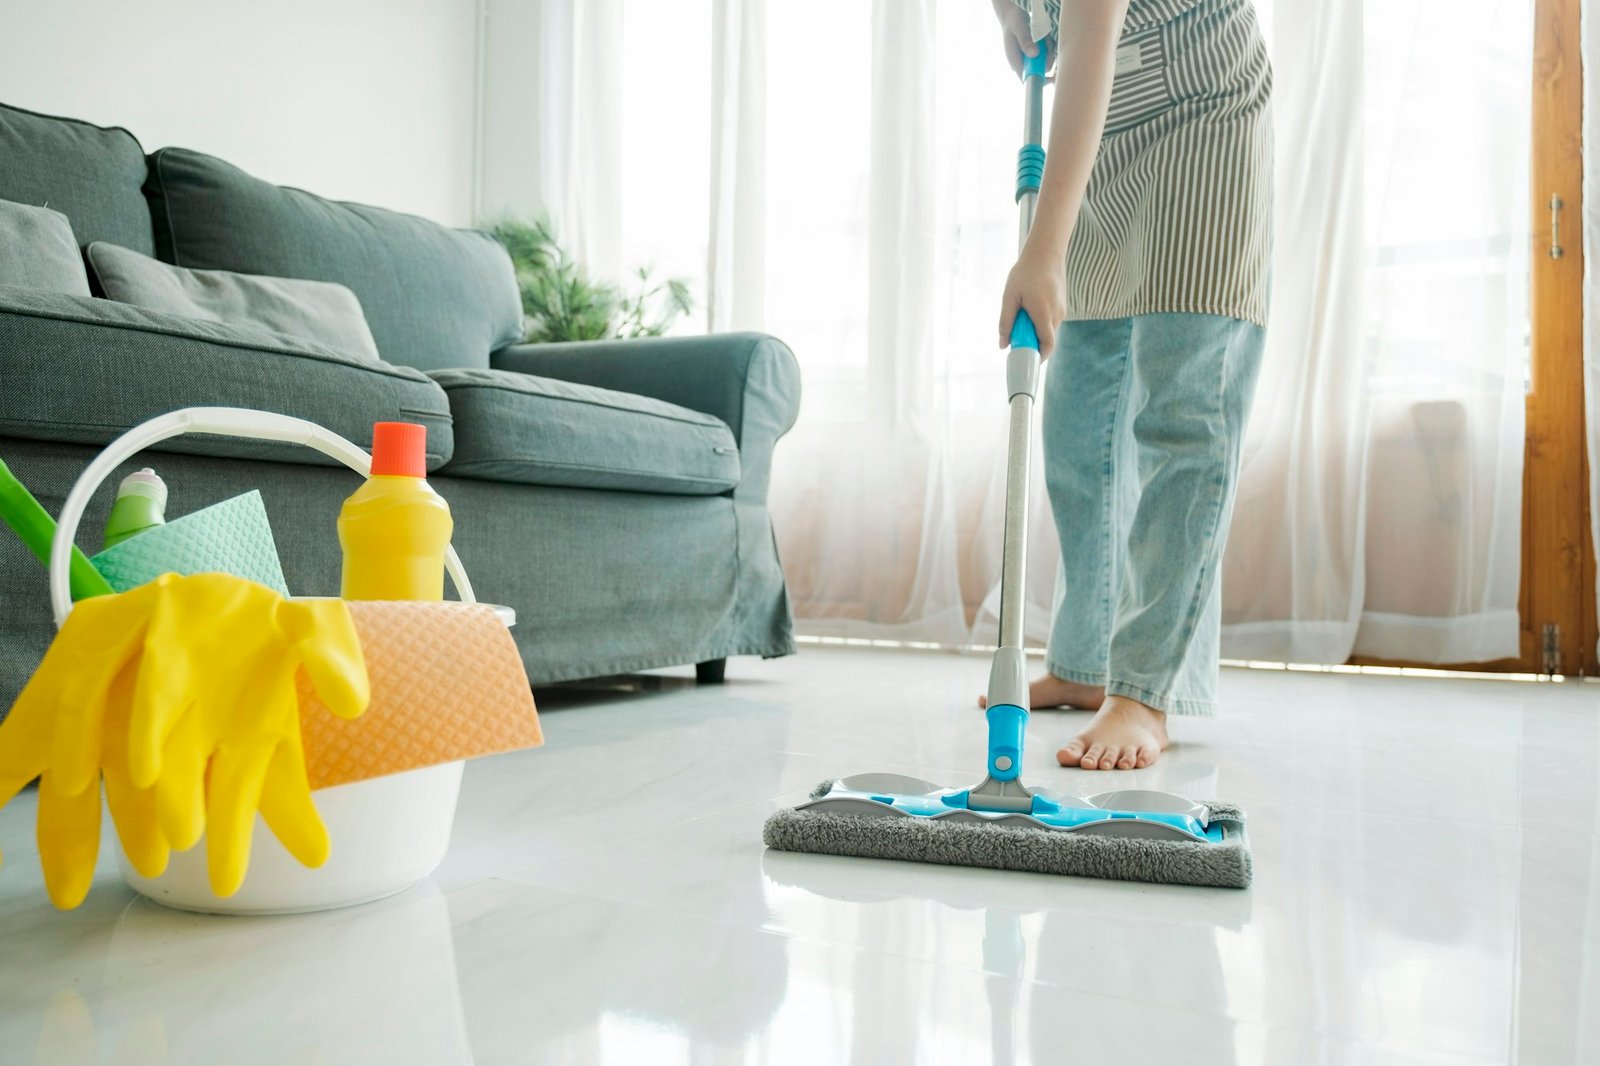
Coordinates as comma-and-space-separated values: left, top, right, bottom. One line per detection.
492, 332, 800, 501
492, 332, 800, 448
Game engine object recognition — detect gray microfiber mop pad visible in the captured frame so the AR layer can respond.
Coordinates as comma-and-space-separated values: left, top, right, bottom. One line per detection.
762, 781, 1252, 889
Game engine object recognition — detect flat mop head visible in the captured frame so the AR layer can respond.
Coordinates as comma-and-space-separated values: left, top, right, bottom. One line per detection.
763, 777, 1252, 889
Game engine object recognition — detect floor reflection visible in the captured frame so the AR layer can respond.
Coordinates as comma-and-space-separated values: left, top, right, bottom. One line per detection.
760, 844, 1249, 1065
22, 884, 472, 1066
447, 877, 791, 1064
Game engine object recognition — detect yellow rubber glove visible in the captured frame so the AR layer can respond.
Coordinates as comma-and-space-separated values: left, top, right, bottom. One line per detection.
62, 573, 370, 897
0, 586, 167, 908
0, 573, 369, 906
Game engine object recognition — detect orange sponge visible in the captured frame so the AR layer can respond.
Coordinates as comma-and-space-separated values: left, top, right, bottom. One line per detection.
296, 600, 541, 790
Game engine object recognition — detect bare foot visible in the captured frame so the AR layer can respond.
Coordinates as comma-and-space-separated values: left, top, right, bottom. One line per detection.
1057, 696, 1168, 770
978, 674, 1106, 712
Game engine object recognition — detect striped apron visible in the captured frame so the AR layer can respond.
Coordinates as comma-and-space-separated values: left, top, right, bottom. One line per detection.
1025, 0, 1274, 326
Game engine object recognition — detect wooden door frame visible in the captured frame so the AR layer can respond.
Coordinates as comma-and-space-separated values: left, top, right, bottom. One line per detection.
1353, 0, 1595, 677
1517, 0, 1592, 676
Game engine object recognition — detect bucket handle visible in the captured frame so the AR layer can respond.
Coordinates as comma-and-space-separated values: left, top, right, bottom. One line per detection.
49, 407, 476, 627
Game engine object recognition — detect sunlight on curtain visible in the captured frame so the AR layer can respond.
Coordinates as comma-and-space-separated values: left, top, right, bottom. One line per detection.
590, 0, 1531, 661
1349, 1, 1529, 663
755, 0, 1058, 644
1227, 0, 1531, 665
564, 0, 625, 277
619, 0, 710, 300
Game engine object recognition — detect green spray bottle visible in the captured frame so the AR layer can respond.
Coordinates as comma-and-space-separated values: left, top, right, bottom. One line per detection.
102, 468, 168, 549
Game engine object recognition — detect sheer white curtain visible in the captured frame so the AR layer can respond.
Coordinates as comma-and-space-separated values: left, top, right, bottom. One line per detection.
534, 0, 626, 277
528, 0, 1531, 664
1228, 0, 1530, 664
757, 0, 1053, 646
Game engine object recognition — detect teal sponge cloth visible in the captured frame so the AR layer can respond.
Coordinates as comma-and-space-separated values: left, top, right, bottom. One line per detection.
91, 490, 289, 595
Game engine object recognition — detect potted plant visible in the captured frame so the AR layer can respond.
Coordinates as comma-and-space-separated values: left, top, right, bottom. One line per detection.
487, 217, 694, 343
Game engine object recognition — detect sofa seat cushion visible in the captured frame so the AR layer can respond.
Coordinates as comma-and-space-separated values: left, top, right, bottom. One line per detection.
0, 103, 154, 255
430, 367, 740, 495
0, 285, 452, 469
143, 148, 523, 372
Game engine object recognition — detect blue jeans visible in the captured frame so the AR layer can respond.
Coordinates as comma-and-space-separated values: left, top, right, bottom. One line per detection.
1041, 314, 1266, 716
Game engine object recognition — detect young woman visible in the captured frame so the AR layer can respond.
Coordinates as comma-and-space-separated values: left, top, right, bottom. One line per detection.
985, 0, 1273, 770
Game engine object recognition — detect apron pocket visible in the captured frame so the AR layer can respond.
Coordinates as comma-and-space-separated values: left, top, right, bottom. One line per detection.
1103, 27, 1173, 134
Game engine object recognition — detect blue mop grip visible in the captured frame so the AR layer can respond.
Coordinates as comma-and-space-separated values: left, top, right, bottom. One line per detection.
1010, 310, 1039, 353
985, 704, 1027, 781
1022, 41, 1049, 78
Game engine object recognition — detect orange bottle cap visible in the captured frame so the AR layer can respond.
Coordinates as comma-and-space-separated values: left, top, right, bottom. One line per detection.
369, 422, 427, 477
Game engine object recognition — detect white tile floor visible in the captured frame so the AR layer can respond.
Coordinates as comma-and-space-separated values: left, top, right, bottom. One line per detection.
2, 646, 1598, 1065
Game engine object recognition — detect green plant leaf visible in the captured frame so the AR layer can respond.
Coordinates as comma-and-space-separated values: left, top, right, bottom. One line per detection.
484, 214, 695, 344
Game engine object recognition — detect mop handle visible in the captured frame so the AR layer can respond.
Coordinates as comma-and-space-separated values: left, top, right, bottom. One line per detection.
982, 36, 1051, 786
1007, 44, 1050, 355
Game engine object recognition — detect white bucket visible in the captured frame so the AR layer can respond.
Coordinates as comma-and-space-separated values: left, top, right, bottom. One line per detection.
48, 409, 500, 916
115, 760, 465, 914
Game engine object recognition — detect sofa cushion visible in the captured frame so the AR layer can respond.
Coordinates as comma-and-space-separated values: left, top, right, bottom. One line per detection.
86, 241, 380, 362
0, 285, 452, 469
0, 102, 153, 255
0, 200, 90, 295
430, 367, 740, 495
143, 148, 523, 372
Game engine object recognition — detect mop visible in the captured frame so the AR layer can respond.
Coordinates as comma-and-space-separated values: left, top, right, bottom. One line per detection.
762, 44, 1252, 889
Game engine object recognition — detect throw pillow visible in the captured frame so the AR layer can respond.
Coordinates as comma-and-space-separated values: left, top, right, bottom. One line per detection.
85, 240, 380, 361
0, 198, 91, 296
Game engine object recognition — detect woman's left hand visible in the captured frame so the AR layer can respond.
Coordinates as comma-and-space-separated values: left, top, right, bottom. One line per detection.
990, 0, 1055, 79
998, 240, 1067, 357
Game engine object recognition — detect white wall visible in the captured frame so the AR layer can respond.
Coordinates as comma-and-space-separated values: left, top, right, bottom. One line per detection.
0, 0, 480, 225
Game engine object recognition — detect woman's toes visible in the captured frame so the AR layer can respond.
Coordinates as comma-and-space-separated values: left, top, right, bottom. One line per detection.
1115, 748, 1137, 770
1057, 739, 1086, 766
1133, 744, 1159, 768
1097, 747, 1119, 770
1080, 743, 1106, 769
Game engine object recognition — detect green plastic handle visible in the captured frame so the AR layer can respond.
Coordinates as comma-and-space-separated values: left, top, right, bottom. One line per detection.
0, 457, 115, 600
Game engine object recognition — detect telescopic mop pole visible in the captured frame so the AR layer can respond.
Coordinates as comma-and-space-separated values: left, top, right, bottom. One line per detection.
969, 42, 1051, 815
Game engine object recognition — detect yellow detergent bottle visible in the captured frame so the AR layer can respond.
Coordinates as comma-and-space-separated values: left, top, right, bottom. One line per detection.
338, 422, 453, 600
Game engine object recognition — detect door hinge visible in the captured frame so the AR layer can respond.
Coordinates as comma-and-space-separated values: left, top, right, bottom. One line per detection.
1541, 622, 1562, 675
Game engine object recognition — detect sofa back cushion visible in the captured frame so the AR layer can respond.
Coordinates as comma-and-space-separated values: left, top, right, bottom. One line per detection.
144, 147, 523, 372
0, 102, 154, 255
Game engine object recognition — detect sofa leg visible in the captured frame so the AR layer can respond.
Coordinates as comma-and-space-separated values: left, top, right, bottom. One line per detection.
695, 658, 727, 684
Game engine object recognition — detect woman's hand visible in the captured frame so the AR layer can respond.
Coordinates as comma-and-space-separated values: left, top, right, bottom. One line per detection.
990, 0, 1053, 78
998, 239, 1067, 357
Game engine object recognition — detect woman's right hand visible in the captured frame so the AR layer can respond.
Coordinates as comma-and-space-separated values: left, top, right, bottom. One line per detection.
990, 0, 1053, 78
998, 239, 1067, 357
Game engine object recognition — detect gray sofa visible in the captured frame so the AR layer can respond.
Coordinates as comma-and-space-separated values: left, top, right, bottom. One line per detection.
0, 102, 800, 712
